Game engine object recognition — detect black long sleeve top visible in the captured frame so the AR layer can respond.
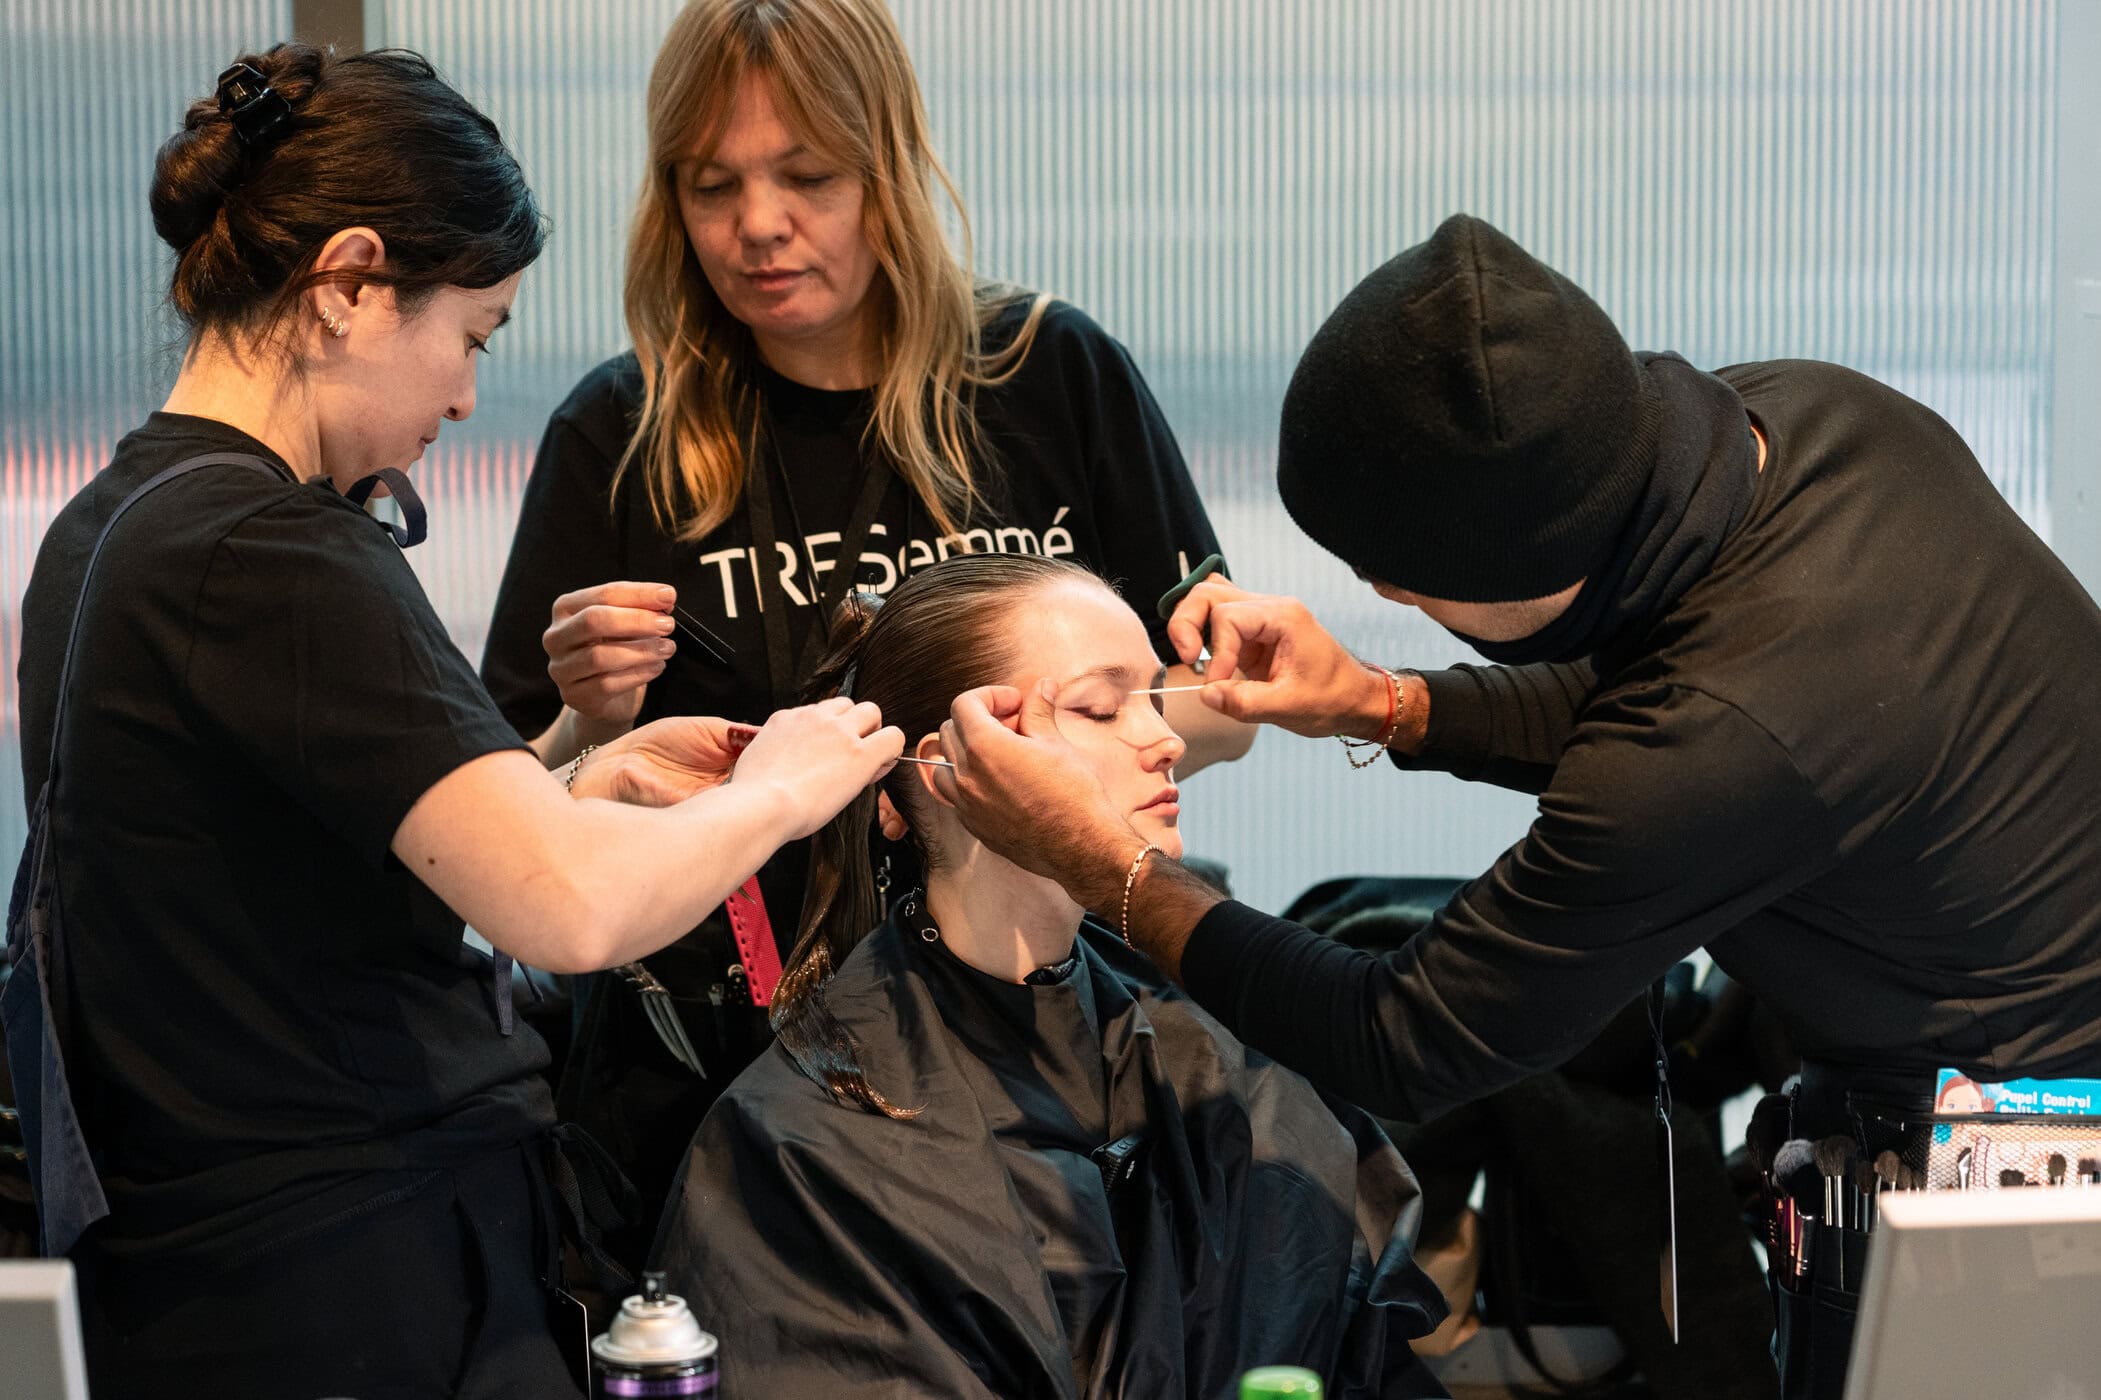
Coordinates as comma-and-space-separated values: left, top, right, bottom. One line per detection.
1183, 360, 2101, 1123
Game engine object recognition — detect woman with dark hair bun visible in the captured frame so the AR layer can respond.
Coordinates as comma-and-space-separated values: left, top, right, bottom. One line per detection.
653, 553, 1448, 1398
11, 42, 899, 1397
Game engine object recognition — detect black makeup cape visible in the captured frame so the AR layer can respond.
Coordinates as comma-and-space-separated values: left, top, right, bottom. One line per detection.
652, 909, 1447, 1398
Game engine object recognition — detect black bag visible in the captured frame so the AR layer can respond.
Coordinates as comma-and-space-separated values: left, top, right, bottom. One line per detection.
1, 454, 284, 1256
0, 1016, 35, 1257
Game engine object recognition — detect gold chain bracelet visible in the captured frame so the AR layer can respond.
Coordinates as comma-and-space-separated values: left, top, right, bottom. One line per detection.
1119, 843, 1161, 946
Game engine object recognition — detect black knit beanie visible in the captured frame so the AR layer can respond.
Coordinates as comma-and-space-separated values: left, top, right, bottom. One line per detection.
1276, 214, 1662, 603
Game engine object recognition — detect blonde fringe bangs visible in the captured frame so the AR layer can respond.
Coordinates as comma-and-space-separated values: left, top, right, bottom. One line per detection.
616, 0, 1051, 546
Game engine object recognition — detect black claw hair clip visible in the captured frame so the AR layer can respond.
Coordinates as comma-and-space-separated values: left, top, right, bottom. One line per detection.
216, 62, 294, 149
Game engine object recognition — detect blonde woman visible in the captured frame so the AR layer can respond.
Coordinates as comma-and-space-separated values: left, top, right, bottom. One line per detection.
481, 0, 1245, 1256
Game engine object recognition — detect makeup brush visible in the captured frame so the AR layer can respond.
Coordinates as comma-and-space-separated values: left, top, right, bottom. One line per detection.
1774, 1140, 1823, 1214
1746, 1093, 1791, 1176
1848, 1159, 1880, 1231
1127, 684, 1211, 695
1814, 1137, 1857, 1220
1772, 1140, 1820, 1285
1813, 1137, 1860, 1286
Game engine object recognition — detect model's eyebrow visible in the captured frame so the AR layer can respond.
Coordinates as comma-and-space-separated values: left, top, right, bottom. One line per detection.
493, 307, 512, 330
1062, 663, 1163, 690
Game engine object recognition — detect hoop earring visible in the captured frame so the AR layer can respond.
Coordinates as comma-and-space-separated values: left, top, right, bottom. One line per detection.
318, 307, 347, 339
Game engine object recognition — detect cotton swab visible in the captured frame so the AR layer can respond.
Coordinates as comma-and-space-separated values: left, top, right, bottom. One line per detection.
894, 756, 955, 770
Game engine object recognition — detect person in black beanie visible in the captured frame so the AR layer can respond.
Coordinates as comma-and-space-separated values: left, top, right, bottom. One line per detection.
926, 213, 2101, 1400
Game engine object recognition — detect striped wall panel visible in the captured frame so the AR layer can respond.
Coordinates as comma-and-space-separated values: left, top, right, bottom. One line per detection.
3, 1, 2063, 909
1, 0, 292, 843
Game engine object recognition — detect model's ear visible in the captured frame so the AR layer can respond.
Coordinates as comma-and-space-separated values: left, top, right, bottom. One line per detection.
909, 731, 960, 812
874, 787, 909, 841
880, 732, 950, 834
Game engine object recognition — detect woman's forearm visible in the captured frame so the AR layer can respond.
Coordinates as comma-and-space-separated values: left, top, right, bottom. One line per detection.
549, 780, 800, 968
395, 749, 797, 974
528, 704, 637, 768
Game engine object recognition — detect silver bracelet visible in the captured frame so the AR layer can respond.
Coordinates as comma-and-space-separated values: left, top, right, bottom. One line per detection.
562, 743, 599, 792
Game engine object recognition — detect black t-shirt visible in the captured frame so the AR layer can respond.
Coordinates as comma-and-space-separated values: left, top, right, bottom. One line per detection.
1183, 360, 2101, 1123
482, 297, 1221, 948
16, 413, 548, 1261
484, 298, 1218, 722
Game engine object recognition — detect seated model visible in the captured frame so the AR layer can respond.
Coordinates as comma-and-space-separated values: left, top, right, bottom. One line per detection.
653, 553, 1447, 1397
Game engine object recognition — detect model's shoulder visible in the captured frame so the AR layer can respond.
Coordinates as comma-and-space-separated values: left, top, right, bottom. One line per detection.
710, 935, 939, 1144
821, 921, 928, 1036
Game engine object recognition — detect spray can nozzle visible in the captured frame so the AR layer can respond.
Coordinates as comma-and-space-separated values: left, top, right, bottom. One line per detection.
590, 1271, 719, 1394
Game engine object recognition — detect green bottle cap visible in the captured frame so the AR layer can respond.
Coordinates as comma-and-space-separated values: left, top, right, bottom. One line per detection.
1240, 1366, 1324, 1398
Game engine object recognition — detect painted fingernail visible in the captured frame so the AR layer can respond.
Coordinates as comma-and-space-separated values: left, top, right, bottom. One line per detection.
656, 587, 676, 606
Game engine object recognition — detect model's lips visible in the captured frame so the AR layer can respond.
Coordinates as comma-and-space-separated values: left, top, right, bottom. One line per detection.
744, 267, 806, 291
1136, 786, 1180, 816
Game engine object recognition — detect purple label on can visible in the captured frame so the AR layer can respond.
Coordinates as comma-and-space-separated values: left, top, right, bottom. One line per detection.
599, 1377, 716, 1398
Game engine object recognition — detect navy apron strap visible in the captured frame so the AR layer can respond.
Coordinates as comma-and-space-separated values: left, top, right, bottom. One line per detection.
337, 467, 428, 549
3, 451, 285, 1256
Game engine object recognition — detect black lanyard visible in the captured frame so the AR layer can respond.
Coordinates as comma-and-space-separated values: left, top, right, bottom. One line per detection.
742, 411, 896, 711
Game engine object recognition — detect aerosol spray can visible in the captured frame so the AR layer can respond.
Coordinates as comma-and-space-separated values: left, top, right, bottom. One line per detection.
590, 1271, 720, 1398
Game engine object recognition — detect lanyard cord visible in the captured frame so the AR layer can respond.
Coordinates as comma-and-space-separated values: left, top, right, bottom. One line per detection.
742, 402, 895, 711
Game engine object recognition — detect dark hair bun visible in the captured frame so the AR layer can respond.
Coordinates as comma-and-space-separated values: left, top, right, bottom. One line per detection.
149, 113, 243, 254
150, 46, 323, 254
148, 43, 543, 343
150, 45, 328, 325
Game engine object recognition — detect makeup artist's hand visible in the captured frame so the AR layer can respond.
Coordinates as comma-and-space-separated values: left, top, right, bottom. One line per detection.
567, 715, 747, 807
732, 697, 905, 839
936, 681, 1151, 912
544, 580, 680, 728
1166, 578, 1392, 740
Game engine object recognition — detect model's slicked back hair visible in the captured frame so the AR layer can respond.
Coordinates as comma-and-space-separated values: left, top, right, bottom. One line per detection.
775, 552, 1107, 1117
